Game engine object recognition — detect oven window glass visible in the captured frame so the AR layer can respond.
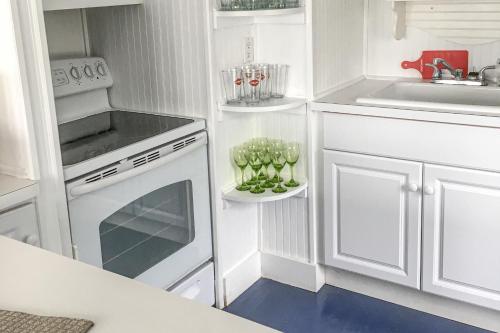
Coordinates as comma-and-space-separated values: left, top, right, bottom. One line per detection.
99, 180, 195, 278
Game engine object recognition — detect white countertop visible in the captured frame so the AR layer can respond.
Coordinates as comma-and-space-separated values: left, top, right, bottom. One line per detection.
0, 237, 277, 333
311, 77, 500, 128
0, 175, 38, 211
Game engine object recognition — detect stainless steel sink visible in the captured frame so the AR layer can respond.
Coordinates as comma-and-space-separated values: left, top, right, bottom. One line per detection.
356, 82, 500, 116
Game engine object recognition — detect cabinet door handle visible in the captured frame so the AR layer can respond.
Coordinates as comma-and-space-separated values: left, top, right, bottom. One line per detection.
424, 185, 435, 195
408, 183, 419, 192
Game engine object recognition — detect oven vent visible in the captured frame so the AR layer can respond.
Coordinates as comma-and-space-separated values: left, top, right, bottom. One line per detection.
173, 136, 196, 151
132, 149, 161, 169
133, 156, 147, 168
102, 168, 118, 178
84, 167, 118, 184
147, 151, 160, 162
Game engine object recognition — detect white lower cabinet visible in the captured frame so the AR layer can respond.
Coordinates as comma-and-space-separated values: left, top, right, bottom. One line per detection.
423, 165, 500, 311
323, 150, 422, 289
0, 203, 40, 247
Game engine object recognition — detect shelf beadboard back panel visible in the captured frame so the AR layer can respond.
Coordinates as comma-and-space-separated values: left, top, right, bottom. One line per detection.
86, 0, 210, 118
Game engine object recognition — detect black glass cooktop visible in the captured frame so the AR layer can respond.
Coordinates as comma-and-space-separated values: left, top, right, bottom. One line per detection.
59, 111, 194, 166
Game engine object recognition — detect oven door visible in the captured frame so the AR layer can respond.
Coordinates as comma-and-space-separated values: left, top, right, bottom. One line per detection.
66, 134, 212, 289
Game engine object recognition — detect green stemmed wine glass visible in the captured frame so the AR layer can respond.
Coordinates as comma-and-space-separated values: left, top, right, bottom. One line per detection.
257, 146, 275, 189
271, 149, 287, 194
243, 140, 259, 185
269, 139, 285, 183
284, 142, 300, 187
248, 152, 265, 194
233, 146, 251, 191
256, 137, 269, 180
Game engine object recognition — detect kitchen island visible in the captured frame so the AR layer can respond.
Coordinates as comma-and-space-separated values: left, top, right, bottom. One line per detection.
0, 236, 276, 333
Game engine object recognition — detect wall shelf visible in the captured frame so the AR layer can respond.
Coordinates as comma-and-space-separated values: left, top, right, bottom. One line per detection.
219, 97, 306, 113
213, 7, 305, 29
388, 0, 500, 45
223, 181, 308, 204
43, 0, 144, 11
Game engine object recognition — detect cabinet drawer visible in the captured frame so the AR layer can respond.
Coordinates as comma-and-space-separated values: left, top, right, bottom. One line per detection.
323, 112, 500, 172
0, 203, 39, 246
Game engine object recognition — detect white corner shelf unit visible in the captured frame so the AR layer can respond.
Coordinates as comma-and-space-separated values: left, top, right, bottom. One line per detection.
223, 181, 307, 204
213, 7, 305, 29
387, 0, 500, 44
219, 97, 306, 114
43, 0, 144, 11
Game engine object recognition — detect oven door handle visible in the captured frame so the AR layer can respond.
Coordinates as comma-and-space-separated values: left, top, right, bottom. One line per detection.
69, 139, 206, 198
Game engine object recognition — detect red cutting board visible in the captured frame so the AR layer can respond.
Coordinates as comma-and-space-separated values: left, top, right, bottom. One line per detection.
401, 50, 469, 79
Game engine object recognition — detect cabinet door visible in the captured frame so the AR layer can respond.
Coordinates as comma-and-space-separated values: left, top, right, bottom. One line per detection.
423, 165, 500, 311
0, 203, 39, 247
324, 151, 422, 288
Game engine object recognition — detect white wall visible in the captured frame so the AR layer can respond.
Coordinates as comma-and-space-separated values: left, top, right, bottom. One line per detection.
87, 1, 210, 118
312, 0, 365, 97
44, 10, 87, 59
0, 0, 36, 179
366, 0, 500, 78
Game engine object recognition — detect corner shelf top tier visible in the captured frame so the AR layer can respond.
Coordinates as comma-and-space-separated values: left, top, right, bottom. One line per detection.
213, 7, 305, 29
43, 0, 144, 11
223, 181, 308, 204
219, 97, 306, 113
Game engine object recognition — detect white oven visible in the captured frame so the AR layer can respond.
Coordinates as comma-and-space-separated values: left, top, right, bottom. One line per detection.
66, 132, 212, 290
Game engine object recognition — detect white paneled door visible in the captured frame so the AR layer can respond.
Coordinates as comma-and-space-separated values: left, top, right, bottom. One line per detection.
324, 151, 422, 289
423, 165, 500, 311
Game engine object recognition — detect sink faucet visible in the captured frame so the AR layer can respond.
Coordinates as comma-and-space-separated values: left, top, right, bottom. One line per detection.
425, 58, 463, 81
478, 65, 496, 83
425, 58, 496, 86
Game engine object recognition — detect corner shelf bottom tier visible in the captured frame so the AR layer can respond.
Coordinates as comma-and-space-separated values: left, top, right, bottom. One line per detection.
223, 180, 308, 203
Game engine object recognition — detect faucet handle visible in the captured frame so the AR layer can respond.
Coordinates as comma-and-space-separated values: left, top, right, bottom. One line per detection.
425, 63, 441, 80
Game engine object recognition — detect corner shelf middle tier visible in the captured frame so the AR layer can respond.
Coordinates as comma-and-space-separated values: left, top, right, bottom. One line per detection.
219, 97, 306, 113
223, 181, 308, 204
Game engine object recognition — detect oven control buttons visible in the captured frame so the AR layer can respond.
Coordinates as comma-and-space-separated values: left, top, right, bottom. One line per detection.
96, 63, 107, 77
70, 66, 82, 81
84, 65, 95, 78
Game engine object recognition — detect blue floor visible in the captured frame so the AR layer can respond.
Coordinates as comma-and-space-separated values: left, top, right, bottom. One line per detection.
225, 279, 492, 333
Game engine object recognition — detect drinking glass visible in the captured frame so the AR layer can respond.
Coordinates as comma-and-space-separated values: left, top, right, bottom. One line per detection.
256, 64, 271, 100
219, 0, 232, 10
270, 148, 287, 193
243, 68, 261, 104
269, 139, 285, 183
233, 146, 251, 191
243, 140, 259, 185
284, 142, 300, 187
270, 64, 289, 98
231, 0, 243, 10
285, 0, 300, 8
221, 68, 243, 104
248, 152, 266, 194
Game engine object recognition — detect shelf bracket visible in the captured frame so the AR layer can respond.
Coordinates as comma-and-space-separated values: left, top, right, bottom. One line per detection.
392, 2, 406, 40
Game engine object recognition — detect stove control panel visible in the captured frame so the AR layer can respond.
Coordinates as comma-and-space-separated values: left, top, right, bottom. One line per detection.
51, 57, 113, 98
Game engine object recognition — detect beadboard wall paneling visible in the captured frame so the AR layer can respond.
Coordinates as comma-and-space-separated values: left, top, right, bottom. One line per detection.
312, 0, 365, 97
366, 0, 500, 78
87, 0, 210, 118
44, 10, 87, 59
262, 197, 309, 261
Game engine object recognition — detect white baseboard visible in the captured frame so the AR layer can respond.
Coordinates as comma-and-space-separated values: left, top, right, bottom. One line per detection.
325, 267, 500, 332
261, 253, 325, 292
223, 251, 261, 306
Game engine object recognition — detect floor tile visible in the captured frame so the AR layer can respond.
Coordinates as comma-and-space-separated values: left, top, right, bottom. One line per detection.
225, 279, 493, 333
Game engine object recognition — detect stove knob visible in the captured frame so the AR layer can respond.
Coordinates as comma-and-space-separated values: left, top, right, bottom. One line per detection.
96, 63, 106, 76
70, 66, 82, 81
84, 65, 94, 78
